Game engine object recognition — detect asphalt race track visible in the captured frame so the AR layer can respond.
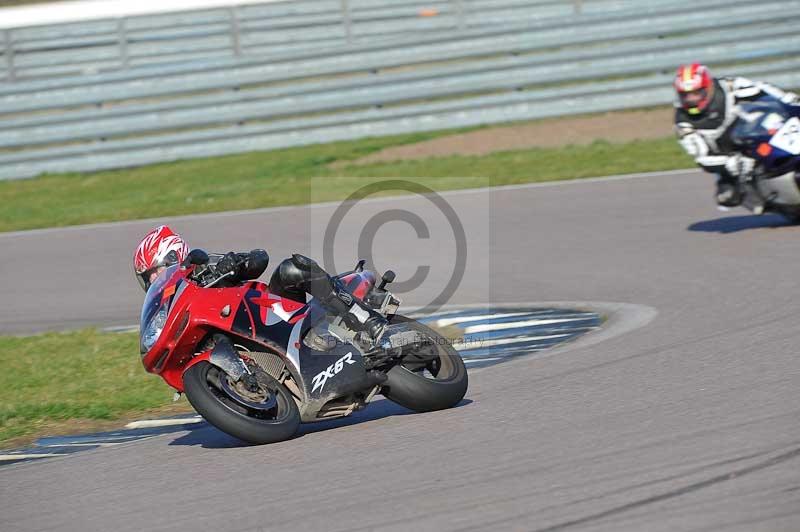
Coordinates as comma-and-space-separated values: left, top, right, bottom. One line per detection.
2, 169, 800, 531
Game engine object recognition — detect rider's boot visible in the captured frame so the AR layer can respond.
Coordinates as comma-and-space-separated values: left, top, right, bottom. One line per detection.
323, 290, 387, 343
715, 179, 743, 207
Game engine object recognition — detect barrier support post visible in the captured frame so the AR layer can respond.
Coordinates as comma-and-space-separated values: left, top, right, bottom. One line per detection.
4, 29, 16, 81
117, 18, 130, 69
229, 7, 242, 56
340, 0, 353, 44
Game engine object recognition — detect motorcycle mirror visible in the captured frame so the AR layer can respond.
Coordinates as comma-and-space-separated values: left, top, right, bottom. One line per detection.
182, 248, 210, 267
379, 270, 396, 290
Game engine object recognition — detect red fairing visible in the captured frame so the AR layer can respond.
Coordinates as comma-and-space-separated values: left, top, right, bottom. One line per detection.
169, 351, 211, 391
140, 267, 305, 392
340, 270, 377, 300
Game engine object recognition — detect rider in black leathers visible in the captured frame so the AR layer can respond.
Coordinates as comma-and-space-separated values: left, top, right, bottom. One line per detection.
213, 250, 387, 341
133, 226, 386, 342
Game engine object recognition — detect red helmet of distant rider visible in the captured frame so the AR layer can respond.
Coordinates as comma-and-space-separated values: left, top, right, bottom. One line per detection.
674, 63, 714, 115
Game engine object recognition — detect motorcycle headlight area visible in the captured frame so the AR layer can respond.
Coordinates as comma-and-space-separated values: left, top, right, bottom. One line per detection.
141, 305, 169, 353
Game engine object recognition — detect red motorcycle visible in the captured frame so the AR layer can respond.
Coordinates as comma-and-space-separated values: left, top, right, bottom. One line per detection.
139, 252, 468, 444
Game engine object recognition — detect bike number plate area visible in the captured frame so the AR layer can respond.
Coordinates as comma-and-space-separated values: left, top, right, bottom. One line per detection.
769, 116, 800, 155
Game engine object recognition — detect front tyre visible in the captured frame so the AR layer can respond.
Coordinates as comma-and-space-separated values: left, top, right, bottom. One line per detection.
183, 361, 300, 445
382, 318, 468, 412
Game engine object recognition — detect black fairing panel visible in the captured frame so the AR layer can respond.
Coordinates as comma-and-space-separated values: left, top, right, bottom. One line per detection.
231, 288, 296, 347
294, 303, 373, 419
297, 341, 369, 400
231, 296, 374, 420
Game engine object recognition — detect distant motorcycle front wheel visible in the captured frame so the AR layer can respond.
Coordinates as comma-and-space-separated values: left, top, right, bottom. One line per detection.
183, 361, 300, 444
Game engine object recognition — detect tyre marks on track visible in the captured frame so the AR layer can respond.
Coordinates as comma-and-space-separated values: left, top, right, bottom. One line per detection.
416, 306, 602, 369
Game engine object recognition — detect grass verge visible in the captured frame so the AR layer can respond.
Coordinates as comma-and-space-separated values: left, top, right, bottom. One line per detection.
0, 322, 463, 449
0, 134, 693, 232
0, 329, 192, 449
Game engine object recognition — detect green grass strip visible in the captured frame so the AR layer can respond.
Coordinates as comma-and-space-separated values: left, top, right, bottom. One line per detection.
0, 134, 693, 233
0, 329, 175, 446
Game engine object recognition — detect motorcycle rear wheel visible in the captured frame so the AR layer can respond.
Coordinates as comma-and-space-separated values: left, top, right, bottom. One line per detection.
183, 361, 300, 445
382, 317, 468, 412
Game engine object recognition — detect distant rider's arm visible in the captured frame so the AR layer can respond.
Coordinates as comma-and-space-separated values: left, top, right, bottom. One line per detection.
730, 77, 800, 105
674, 122, 754, 180
675, 122, 729, 173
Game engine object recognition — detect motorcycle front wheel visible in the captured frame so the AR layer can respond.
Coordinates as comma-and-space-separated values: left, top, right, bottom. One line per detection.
183, 361, 300, 445
382, 317, 468, 412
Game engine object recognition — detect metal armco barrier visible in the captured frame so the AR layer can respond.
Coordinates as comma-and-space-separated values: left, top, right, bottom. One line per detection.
0, 0, 797, 179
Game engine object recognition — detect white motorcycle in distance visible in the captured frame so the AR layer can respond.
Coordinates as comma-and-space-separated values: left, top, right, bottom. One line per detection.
726, 98, 800, 222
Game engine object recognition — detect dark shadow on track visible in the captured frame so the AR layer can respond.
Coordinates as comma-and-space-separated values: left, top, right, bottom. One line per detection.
687, 214, 792, 234
169, 398, 473, 449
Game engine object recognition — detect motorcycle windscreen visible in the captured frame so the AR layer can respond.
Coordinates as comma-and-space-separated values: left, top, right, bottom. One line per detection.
139, 264, 180, 349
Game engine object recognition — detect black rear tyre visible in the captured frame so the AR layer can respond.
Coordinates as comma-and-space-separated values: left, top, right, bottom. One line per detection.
183, 361, 300, 445
382, 317, 468, 412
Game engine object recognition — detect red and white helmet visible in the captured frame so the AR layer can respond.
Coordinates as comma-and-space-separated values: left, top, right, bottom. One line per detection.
674, 63, 714, 115
133, 225, 189, 291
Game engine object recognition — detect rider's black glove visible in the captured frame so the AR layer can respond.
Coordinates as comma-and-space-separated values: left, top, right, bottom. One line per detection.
242, 249, 269, 280
215, 252, 243, 277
